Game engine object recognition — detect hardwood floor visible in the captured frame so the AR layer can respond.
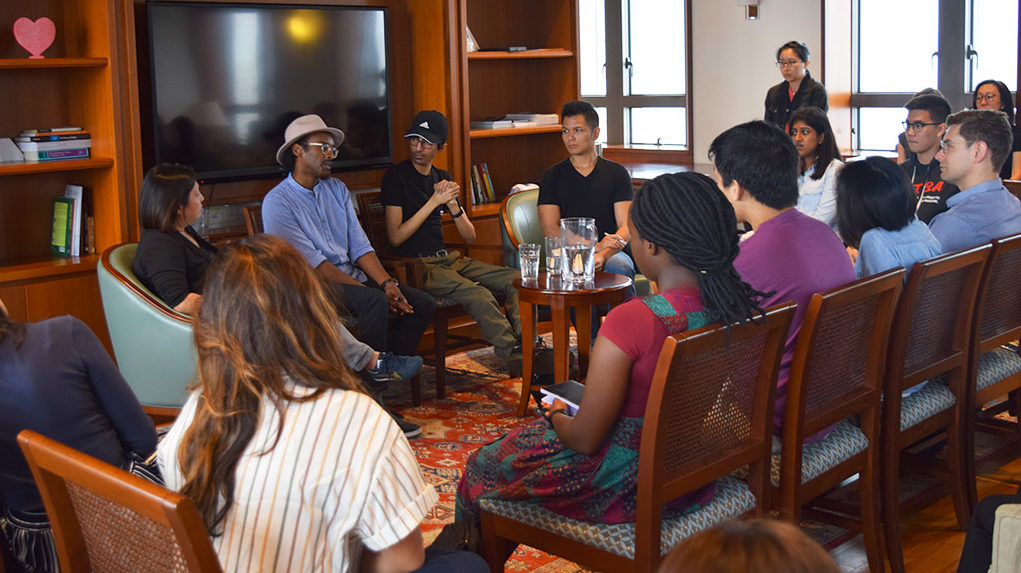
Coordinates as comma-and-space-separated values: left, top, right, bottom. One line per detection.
832, 439, 1021, 572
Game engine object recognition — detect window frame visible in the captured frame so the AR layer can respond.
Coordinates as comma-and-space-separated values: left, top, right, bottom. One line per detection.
580, 0, 693, 148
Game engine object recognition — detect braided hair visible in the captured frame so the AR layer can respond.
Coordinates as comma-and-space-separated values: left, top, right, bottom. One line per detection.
630, 172, 769, 327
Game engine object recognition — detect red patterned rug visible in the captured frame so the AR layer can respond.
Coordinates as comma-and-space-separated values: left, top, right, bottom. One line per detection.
382, 346, 1018, 572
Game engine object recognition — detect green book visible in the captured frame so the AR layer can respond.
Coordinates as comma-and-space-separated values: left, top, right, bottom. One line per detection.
51, 196, 74, 256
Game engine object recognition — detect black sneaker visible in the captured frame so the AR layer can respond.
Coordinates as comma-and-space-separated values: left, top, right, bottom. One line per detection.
367, 352, 423, 382
392, 413, 422, 439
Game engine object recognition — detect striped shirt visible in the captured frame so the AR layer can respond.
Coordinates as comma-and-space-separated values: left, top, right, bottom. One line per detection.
158, 383, 437, 572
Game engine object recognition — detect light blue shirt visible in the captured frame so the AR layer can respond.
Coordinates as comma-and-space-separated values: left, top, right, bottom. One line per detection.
796, 158, 843, 228
856, 218, 942, 279
263, 174, 375, 282
929, 179, 1021, 253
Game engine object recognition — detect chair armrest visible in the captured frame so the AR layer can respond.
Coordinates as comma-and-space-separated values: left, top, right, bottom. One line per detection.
377, 255, 427, 289
991, 503, 1021, 573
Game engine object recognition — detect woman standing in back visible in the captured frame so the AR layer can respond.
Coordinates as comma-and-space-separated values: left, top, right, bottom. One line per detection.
765, 40, 828, 132
972, 79, 1021, 180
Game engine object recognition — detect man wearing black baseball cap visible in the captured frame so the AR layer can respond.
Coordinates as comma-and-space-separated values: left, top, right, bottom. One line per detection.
380, 110, 549, 374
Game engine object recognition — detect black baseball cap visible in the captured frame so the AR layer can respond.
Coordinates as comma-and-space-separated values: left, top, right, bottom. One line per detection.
404, 110, 448, 145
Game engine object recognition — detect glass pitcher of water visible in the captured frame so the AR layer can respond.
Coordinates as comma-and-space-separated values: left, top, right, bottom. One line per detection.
560, 217, 596, 283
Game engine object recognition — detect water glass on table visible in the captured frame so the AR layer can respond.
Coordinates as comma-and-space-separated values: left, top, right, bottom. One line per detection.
518, 243, 541, 281
544, 236, 563, 276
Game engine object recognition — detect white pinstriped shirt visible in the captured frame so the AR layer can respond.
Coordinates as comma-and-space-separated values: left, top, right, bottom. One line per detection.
158, 383, 437, 572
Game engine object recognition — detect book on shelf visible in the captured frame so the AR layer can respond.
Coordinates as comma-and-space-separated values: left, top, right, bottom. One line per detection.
504, 113, 560, 125
16, 139, 92, 152
21, 126, 83, 135
65, 185, 83, 257
15, 132, 91, 143
481, 163, 496, 202
21, 148, 91, 162
470, 119, 513, 130
470, 164, 483, 205
539, 380, 585, 415
51, 197, 74, 257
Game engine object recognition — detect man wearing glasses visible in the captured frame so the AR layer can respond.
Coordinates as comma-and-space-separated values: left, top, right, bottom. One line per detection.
899, 92, 959, 224
929, 109, 1021, 252
380, 111, 547, 375
263, 115, 436, 433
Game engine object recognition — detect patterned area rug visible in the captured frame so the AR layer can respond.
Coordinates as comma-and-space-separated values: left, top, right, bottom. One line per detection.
382, 346, 1017, 572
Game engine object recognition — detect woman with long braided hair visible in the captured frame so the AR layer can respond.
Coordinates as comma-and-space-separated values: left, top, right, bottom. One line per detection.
455, 172, 768, 526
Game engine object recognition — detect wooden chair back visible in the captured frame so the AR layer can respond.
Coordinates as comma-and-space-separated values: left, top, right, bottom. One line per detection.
972, 233, 1021, 355
355, 190, 417, 284
634, 302, 795, 565
783, 267, 904, 468
17, 430, 221, 573
885, 245, 990, 401
242, 204, 263, 236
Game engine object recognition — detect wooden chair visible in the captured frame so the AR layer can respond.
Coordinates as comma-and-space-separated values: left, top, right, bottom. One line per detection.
16, 430, 221, 573
881, 244, 991, 573
968, 233, 1021, 439
356, 190, 508, 405
479, 302, 796, 573
242, 203, 263, 235
774, 267, 904, 573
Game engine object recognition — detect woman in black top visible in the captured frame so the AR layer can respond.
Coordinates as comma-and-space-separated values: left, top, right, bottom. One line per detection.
133, 163, 214, 315
972, 79, 1021, 180
764, 40, 828, 132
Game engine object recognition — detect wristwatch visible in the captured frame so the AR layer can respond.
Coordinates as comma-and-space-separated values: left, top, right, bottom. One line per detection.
380, 277, 399, 289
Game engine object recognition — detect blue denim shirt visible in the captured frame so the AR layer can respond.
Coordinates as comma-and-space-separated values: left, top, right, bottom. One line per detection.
856, 218, 942, 279
263, 173, 375, 282
929, 179, 1021, 253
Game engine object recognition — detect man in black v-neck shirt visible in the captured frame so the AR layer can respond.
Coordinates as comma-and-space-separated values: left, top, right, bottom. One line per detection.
537, 101, 636, 336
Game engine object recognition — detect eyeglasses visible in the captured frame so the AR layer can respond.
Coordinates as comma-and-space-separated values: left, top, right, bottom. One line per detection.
408, 136, 436, 150
938, 138, 973, 152
776, 59, 802, 68
902, 121, 940, 133
306, 142, 338, 157
975, 93, 1000, 103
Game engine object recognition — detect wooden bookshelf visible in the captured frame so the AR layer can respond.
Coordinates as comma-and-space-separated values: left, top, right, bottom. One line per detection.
0, 0, 139, 350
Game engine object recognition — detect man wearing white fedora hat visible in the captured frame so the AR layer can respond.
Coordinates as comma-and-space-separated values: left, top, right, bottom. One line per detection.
263, 115, 436, 416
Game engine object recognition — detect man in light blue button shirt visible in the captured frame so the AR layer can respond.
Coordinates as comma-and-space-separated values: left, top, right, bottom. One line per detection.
263, 115, 436, 358
930, 109, 1021, 252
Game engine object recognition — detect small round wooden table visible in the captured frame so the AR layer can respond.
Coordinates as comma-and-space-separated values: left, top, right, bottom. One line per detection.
514, 271, 633, 416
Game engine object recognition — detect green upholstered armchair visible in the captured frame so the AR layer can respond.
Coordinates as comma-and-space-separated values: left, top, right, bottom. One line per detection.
499, 189, 652, 296
97, 244, 195, 414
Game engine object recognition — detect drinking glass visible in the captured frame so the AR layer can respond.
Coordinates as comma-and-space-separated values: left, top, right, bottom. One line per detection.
544, 236, 563, 276
518, 243, 541, 281
560, 217, 596, 283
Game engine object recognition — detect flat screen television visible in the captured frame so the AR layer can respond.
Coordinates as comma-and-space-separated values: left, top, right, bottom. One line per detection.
146, 2, 392, 182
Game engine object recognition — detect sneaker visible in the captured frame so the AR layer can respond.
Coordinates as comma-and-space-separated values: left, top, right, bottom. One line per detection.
503, 351, 524, 376
392, 413, 422, 439
367, 352, 423, 382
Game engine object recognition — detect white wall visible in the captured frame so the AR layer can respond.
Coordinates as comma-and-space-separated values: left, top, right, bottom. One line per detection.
690, 0, 823, 160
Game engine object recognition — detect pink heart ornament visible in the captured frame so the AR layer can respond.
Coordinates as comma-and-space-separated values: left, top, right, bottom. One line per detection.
13, 17, 56, 59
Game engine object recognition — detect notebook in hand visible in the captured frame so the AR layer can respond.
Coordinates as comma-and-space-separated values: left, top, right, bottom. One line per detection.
539, 380, 585, 415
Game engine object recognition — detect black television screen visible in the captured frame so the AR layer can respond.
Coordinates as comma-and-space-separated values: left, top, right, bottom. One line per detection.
147, 2, 392, 182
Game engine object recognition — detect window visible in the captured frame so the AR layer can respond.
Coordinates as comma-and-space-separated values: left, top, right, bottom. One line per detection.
852, 0, 1019, 151
579, 0, 689, 147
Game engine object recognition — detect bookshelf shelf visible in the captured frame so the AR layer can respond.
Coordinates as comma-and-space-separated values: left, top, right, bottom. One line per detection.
467, 49, 573, 60
0, 254, 100, 283
469, 124, 561, 139
0, 157, 114, 176
0, 57, 108, 70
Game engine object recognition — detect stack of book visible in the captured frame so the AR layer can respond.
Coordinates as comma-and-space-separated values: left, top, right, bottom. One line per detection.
504, 113, 560, 128
469, 162, 497, 205
16, 127, 91, 162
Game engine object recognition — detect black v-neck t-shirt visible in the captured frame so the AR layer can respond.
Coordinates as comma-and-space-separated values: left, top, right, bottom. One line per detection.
537, 156, 633, 236
380, 159, 453, 257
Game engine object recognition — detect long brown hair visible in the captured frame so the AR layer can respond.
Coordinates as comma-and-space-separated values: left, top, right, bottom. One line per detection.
176, 234, 364, 534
